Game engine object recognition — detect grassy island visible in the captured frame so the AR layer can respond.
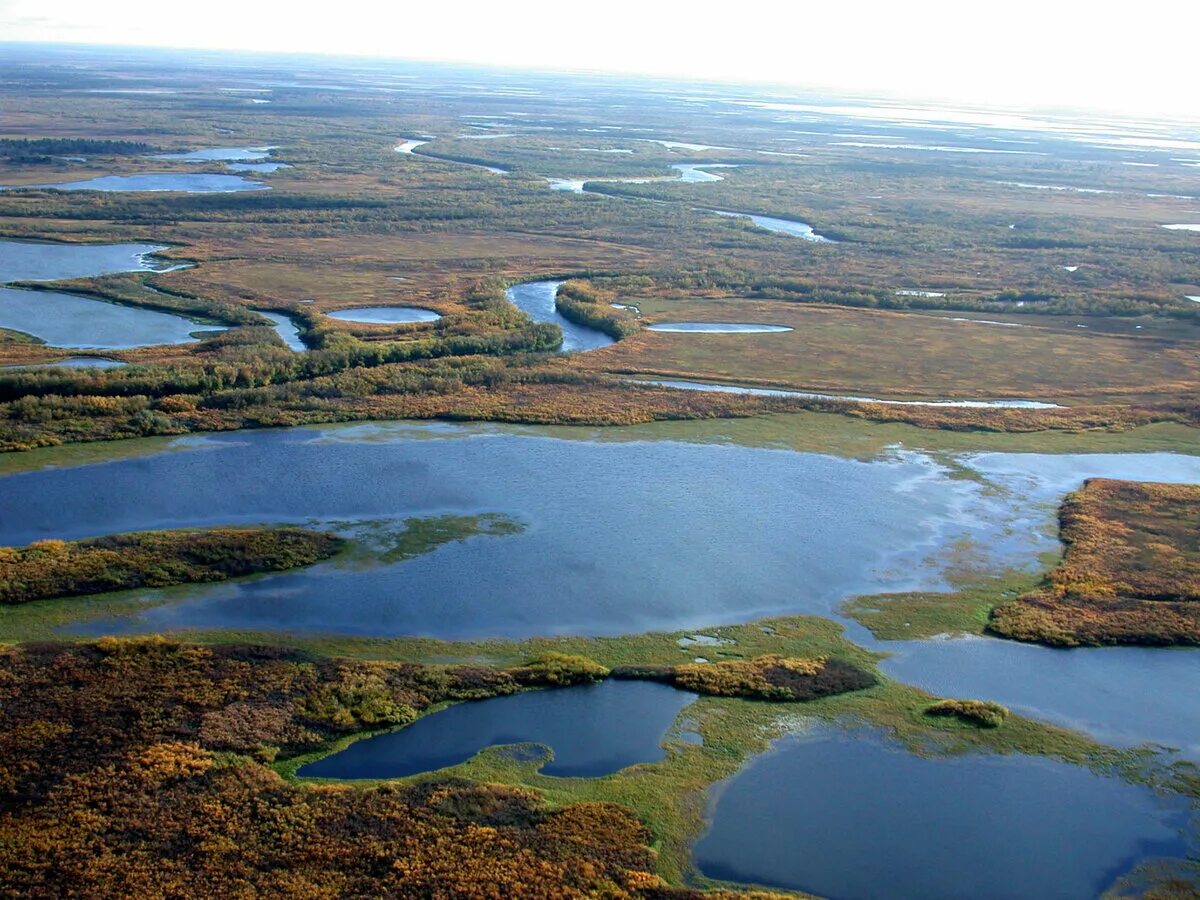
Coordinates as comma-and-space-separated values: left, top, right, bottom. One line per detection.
0, 526, 344, 605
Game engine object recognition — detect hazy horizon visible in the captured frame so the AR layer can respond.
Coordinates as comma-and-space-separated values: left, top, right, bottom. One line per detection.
1, 0, 1198, 121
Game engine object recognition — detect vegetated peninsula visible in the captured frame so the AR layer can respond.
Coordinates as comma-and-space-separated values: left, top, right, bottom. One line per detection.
989, 479, 1200, 646
0, 527, 344, 604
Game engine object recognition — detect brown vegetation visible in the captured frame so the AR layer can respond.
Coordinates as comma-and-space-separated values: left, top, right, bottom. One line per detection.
0, 527, 344, 604
989, 479, 1200, 646
612, 654, 875, 701
925, 699, 1009, 728
0, 639, 784, 898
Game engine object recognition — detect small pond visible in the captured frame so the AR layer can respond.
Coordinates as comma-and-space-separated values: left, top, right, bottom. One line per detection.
298, 680, 696, 779
694, 727, 1194, 900
326, 306, 442, 324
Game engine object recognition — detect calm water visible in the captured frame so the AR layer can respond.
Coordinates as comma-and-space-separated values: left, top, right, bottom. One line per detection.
256, 311, 306, 349
34, 174, 267, 193
636, 378, 1062, 409
226, 162, 290, 173
2, 356, 126, 370
298, 680, 697, 779
504, 281, 614, 352
0, 287, 216, 349
705, 209, 836, 242
151, 147, 273, 160
326, 306, 442, 324
0, 240, 167, 283
2, 424, 1200, 755
646, 323, 793, 333
151, 146, 273, 161
695, 728, 1193, 900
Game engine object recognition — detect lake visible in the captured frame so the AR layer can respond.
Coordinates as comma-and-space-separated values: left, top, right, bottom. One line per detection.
298, 680, 697, 779
2, 424, 1199, 756
31, 174, 268, 192
695, 726, 1194, 899
0, 286, 217, 349
0, 239, 168, 283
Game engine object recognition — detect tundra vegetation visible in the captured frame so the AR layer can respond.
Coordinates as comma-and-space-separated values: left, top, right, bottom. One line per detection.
989, 479, 1200, 646
0, 527, 343, 604
1, 45, 1199, 897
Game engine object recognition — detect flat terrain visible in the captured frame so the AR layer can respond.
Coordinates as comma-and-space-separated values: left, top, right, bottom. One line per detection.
572, 297, 1200, 402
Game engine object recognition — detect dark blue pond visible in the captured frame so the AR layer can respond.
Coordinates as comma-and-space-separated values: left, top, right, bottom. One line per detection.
694, 728, 1194, 900
505, 280, 615, 352
297, 679, 697, 779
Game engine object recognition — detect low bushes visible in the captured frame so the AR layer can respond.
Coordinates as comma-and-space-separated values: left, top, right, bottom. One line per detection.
925, 699, 1009, 728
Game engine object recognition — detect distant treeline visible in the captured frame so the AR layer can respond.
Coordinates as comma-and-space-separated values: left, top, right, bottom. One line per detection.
0, 138, 157, 163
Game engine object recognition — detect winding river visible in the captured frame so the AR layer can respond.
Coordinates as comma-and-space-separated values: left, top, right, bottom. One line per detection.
504, 280, 614, 352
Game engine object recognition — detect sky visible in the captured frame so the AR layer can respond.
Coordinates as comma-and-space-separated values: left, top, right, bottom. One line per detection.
1, 0, 1197, 119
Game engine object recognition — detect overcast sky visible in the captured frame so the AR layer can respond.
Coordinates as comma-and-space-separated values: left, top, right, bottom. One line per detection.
2, 0, 1197, 118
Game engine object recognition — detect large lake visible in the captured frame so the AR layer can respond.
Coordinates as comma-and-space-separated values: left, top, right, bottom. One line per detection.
1, 423, 1198, 756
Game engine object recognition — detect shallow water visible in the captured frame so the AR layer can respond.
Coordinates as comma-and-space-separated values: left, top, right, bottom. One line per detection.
298, 680, 696, 779
504, 281, 614, 352
635, 378, 1061, 409
394, 139, 431, 153
3, 425, 1200, 755
705, 209, 835, 242
1163, 224, 1200, 232
0, 287, 216, 349
0, 240, 168, 283
151, 146, 272, 161
646, 322, 793, 333
695, 727, 1193, 899
326, 306, 441, 324
1, 356, 126, 370
256, 311, 306, 350
30, 173, 268, 193
226, 162, 290, 173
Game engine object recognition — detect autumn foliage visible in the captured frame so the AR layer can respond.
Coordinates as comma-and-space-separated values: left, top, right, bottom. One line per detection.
989, 479, 1200, 646
0, 527, 344, 604
0, 639, 784, 898
613, 654, 876, 701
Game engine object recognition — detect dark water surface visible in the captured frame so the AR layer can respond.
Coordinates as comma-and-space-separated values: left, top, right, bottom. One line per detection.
298, 680, 696, 779
694, 728, 1194, 900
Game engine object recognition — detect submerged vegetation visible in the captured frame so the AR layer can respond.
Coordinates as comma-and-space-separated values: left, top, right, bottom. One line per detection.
0, 526, 343, 605
990, 479, 1200, 646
